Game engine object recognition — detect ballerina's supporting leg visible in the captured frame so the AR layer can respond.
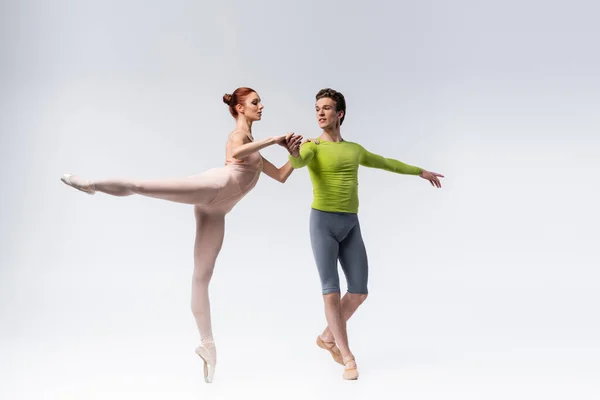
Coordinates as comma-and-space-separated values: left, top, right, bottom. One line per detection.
190, 208, 225, 383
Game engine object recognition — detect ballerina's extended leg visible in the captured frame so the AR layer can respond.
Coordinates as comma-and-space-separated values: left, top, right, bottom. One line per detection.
61, 172, 222, 205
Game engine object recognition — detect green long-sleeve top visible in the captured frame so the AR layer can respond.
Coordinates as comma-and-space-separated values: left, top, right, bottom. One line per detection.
289, 140, 422, 213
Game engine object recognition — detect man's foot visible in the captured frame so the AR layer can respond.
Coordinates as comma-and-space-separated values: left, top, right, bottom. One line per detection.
61, 174, 96, 195
342, 356, 359, 380
316, 335, 344, 365
195, 341, 217, 383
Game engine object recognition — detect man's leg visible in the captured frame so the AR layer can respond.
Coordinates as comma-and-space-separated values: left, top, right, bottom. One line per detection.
321, 216, 369, 344
309, 210, 355, 362
322, 293, 351, 358
320, 295, 359, 379
319, 292, 368, 343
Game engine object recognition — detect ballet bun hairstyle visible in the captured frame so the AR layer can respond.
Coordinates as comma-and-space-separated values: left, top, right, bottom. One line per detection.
223, 87, 256, 118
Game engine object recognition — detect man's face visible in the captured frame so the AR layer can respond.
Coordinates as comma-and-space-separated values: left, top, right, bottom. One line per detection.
315, 97, 342, 129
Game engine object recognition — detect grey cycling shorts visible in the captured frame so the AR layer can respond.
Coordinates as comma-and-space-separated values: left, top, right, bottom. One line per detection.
309, 208, 369, 295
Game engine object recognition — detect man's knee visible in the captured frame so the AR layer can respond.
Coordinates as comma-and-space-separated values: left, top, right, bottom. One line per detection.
348, 292, 368, 304
322, 292, 342, 306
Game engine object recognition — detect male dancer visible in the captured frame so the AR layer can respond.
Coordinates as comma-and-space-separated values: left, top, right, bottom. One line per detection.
286, 88, 443, 380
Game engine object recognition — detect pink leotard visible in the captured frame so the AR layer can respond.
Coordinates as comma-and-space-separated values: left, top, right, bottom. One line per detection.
195, 130, 263, 214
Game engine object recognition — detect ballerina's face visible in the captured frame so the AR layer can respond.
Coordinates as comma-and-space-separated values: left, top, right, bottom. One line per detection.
236, 92, 264, 121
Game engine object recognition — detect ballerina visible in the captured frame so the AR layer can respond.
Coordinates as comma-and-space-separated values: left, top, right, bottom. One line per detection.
61, 87, 303, 383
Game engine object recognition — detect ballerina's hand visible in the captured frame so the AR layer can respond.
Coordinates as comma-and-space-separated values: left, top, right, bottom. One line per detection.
275, 132, 301, 147
419, 170, 444, 188
302, 137, 319, 145
274, 133, 291, 146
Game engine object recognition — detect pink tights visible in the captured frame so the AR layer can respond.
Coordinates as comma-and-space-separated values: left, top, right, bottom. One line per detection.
191, 208, 224, 342
89, 172, 241, 343
92, 174, 221, 205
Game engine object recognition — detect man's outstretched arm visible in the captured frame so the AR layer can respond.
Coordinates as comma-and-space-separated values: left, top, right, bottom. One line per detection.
359, 146, 444, 188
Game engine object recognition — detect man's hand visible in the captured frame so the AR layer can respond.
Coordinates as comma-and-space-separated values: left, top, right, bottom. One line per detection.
419, 170, 444, 188
285, 133, 304, 157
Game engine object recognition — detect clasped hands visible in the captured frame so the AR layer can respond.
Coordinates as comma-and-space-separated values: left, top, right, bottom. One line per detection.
274, 132, 308, 157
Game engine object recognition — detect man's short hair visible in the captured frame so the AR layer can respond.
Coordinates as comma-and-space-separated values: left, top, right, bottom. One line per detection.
316, 88, 346, 125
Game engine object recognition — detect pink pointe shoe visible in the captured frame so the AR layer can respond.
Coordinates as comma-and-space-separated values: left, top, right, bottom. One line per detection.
61, 174, 96, 195
195, 343, 216, 383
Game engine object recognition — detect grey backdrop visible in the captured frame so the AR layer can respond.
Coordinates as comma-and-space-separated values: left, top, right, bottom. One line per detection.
2, 1, 599, 399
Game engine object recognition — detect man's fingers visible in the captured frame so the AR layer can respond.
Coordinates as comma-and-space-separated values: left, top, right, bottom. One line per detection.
422, 171, 443, 188
288, 136, 300, 147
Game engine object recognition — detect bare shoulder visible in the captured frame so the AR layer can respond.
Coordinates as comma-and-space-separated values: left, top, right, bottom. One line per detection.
229, 130, 251, 144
